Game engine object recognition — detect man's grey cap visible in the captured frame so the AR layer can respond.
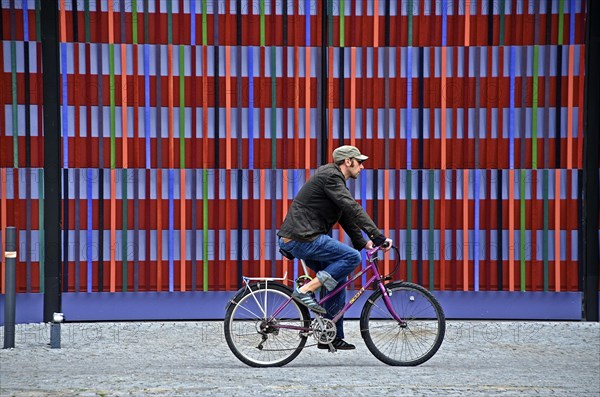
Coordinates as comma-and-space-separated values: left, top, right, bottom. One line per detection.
332, 145, 369, 163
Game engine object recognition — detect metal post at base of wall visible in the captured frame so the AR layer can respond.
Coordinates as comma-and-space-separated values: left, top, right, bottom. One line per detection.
50, 323, 61, 349
3, 227, 17, 349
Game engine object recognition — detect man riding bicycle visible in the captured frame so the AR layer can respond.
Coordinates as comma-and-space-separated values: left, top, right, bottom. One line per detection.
278, 145, 393, 350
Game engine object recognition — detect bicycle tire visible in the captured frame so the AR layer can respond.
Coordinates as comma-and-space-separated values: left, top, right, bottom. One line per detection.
360, 281, 445, 366
224, 282, 311, 367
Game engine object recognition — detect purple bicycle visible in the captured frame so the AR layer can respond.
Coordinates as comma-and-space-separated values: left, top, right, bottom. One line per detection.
224, 245, 445, 367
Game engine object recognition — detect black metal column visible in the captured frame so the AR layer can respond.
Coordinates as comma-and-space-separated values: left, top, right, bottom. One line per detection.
41, 0, 62, 323
582, 0, 600, 321
3, 227, 17, 349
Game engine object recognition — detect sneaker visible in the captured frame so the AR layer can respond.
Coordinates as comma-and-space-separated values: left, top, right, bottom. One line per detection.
291, 289, 327, 314
318, 339, 356, 350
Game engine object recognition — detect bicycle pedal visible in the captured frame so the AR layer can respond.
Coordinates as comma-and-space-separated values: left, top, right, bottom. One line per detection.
295, 275, 313, 289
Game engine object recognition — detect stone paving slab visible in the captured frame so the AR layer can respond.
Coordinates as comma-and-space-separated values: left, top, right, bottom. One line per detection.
1, 321, 599, 396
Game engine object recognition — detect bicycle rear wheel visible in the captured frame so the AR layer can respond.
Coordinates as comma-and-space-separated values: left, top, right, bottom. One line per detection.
224, 282, 311, 367
360, 281, 445, 366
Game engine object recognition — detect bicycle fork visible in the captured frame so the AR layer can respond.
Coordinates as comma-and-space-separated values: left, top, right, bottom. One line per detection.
377, 282, 407, 327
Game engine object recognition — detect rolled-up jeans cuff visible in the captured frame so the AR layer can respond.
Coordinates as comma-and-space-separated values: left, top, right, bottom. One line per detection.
316, 271, 337, 291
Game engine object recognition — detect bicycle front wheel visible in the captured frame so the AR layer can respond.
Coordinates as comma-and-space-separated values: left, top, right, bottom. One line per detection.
360, 281, 445, 366
224, 282, 311, 367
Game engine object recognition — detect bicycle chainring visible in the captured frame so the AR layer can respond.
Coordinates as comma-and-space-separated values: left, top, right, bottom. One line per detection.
312, 318, 337, 344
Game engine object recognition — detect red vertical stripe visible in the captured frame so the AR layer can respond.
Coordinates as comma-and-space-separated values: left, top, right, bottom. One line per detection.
305, 47, 311, 170
157, 170, 163, 291
577, 46, 585, 169
509, 169, 515, 291
122, 44, 128, 168
463, 169, 469, 291
328, 46, 334, 162
225, 45, 232, 290
567, 45, 574, 169
225, 46, 232, 169
554, 170, 561, 291
282, 170, 289, 285
110, 169, 116, 292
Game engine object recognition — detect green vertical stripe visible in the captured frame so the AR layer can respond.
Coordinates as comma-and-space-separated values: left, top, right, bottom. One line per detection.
520, 169, 526, 291
499, 0, 506, 46
109, 44, 116, 169
271, 46, 276, 169
38, 169, 44, 293
407, 0, 413, 46
84, 0, 90, 42
429, 170, 435, 291
558, 0, 564, 45
406, 171, 413, 282
260, 0, 265, 47
132, 0, 138, 44
543, 170, 549, 291
340, 0, 345, 47
167, 0, 172, 44
202, 0, 207, 45
11, 38, 18, 167
532, 45, 539, 169
36, 0, 42, 41
203, 169, 209, 291
180, 45, 185, 168
122, 169, 128, 291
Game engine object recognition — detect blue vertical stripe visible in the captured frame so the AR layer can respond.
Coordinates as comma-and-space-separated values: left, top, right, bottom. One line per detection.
509, 46, 515, 170
168, 169, 174, 292
61, 42, 69, 168
441, 0, 447, 46
248, 47, 255, 168
569, 0, 575, 44
23, 0, 29, 41
144, 44, 151, 168
191, 0, 196, 46
305, 0, 311, 46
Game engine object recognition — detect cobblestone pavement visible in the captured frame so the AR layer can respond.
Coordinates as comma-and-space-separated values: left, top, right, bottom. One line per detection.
1, 321, 599, 396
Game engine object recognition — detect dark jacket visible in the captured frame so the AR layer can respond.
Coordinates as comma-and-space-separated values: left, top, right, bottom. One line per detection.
278, 163, 384, 250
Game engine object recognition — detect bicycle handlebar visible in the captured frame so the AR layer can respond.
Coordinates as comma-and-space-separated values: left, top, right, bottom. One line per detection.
366, 243, 392, 259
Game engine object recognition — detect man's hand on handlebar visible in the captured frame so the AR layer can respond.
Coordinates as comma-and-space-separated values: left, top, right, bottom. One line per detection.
381, 238, 393, 252
364, 238, 393, 252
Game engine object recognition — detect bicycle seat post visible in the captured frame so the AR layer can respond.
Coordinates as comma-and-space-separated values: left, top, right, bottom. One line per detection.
300, 259, 310, 277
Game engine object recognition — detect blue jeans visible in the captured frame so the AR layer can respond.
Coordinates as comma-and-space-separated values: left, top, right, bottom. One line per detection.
278, 235, 362, 339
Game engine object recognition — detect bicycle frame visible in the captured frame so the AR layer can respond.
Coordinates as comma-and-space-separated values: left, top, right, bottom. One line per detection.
264, 246, 404, 331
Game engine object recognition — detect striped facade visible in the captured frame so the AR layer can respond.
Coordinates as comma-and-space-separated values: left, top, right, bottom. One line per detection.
0, 0, 596, 301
